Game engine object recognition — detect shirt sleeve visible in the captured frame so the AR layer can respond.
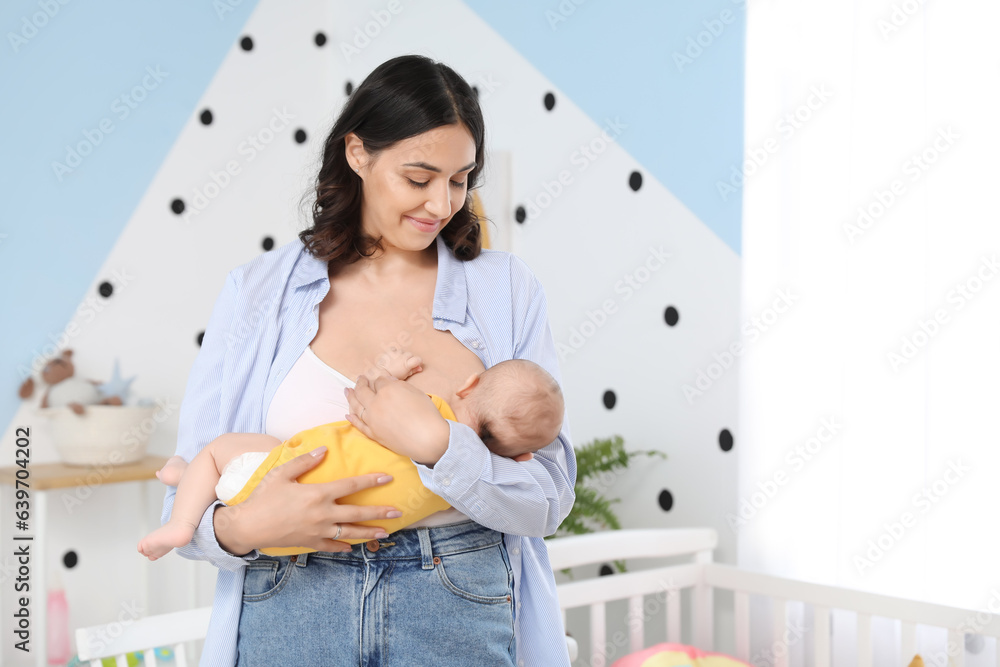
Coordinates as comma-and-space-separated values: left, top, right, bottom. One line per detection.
411, 257, 577, 538
159, 270, 262, 571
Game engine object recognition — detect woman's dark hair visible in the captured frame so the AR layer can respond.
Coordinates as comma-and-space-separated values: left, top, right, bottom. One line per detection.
298, 54, 486, 267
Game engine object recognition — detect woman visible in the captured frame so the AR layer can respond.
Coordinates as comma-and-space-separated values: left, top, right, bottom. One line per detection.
160, 54, 576, 666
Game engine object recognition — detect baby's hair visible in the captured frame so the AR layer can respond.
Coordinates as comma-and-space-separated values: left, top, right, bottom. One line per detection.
474, 359, 564, 458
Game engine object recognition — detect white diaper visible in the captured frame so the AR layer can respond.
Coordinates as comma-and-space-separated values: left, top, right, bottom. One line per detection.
215, 451, 271, 504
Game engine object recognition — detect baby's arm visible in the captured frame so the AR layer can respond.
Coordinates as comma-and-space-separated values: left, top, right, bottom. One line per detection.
138, 433, 281, 560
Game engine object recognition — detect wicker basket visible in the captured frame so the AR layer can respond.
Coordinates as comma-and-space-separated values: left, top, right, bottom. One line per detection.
37, 405, 158, 466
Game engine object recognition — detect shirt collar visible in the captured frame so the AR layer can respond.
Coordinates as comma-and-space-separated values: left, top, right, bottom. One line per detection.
289, 234, 467, 324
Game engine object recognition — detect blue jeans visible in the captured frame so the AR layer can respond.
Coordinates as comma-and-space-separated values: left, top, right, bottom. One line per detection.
236, 520, 517, 666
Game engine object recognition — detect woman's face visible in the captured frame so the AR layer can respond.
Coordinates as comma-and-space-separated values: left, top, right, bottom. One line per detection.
347, 123, 477, 253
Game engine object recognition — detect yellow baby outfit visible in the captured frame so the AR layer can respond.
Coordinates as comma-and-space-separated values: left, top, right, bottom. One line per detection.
225, 394, 455, 555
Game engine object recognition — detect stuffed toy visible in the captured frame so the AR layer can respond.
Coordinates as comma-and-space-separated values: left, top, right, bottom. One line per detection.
610, 644, 929, 667
18, 349, 123, 415
611, 643, 751, 666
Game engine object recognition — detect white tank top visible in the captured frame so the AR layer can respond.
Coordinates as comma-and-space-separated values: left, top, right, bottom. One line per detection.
265, 345, 468, 528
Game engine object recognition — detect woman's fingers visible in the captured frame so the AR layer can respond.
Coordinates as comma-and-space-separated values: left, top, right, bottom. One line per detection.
344, 412, 374, 439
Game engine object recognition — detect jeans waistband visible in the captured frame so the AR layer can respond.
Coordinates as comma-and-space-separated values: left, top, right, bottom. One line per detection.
289, 520, 502, 569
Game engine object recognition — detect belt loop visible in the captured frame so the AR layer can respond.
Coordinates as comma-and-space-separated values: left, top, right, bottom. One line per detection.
418, 527, 434, 569
295, 552, 308, 567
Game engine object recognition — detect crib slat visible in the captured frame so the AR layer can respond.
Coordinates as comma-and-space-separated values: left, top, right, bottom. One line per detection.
667, 589, 681, 643
858, 613, 872, 667
900, 621, 916, 667
734, 591, 750, 661
175, 642, 187, 667
89, 660, 102, 667
694, 549, 714, 649
773, 597, 789, 667
591, 602, 607, 667
115, 655, 129, 667
628, 595, 644, 653
814, 606, 831, 667
948, 628, 964, 667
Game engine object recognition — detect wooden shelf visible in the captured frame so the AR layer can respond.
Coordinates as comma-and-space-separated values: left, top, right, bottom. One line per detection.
0, 454, 169, 490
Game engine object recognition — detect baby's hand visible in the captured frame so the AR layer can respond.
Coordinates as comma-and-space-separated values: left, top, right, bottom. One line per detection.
364, 345, 422, 382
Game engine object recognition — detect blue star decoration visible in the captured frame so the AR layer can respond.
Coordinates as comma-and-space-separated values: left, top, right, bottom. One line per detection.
97, 358, 136, 403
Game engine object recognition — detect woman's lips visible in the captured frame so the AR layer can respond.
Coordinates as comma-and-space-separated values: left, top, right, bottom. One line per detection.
405, 215, 440, 232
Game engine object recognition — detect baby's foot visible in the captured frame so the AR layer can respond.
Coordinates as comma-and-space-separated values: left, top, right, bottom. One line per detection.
137, 522, 196, 561
154, 455, 188, 486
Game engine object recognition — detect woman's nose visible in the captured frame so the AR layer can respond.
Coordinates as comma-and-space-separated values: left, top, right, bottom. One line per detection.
425, 182, 451, 219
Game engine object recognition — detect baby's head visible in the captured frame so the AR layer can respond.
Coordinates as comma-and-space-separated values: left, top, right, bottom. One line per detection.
455, 359, 564, 459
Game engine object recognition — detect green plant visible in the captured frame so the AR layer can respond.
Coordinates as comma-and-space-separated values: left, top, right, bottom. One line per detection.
545, 435, 667, 576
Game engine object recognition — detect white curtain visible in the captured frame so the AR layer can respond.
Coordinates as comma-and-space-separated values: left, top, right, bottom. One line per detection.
739, 0, 1000, 645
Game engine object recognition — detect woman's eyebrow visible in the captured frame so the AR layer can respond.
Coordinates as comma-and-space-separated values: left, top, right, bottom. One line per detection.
402, 161, 476, 173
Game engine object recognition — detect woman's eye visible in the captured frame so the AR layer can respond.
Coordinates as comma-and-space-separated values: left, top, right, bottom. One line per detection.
406, 177, 466, 189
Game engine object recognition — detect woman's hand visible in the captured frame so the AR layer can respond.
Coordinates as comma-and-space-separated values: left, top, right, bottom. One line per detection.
213, 446, 401, 555
344, 374, 450, 466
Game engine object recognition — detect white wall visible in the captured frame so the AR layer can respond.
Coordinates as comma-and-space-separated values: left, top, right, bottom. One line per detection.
740, 1, 1000, 664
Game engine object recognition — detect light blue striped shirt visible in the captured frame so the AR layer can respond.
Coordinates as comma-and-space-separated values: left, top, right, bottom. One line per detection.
160, 233, 577, 666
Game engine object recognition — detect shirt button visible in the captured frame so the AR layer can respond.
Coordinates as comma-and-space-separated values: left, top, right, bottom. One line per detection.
518, 660, 524, 667
440, 476, 451, 486
511, 547, 520, 555
470, 340, 480, 349
517, 601, 522, 610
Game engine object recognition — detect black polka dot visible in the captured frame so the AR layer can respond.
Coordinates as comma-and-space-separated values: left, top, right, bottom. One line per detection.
294, 129, 307, 144
200, 109, 213, 125
170, 198, 185, 215
262, 236, 274, 251
62, 550, 78, 569
472, 85, 480, 97
196, 331, 205, 347
598, 564, 614, 576
719, 429, 733, 452
345, 80, 353, 96
98, 281, 113, 298
240, 36, 253, 51
314, 32, 326, 47
629, 171, 643, 191
664, 306, 679, 326
602, 390, 616, 410
658, 489, 673, 512
543, 92, 556, 111
514, 206, 526, 224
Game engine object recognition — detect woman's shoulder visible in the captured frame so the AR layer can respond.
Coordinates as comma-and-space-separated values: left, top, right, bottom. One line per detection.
227, 237, 311, 293
466, 247, 540, 288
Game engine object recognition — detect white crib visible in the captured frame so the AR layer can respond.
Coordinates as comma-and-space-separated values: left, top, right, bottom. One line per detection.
76, 528, 1000, 666
547, 528, 1000, 667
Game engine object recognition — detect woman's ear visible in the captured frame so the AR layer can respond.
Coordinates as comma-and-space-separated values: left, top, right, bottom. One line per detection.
344, 132, 367, 172
456, 373, 480, 398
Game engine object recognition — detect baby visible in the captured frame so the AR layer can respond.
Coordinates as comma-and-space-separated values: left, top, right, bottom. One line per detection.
139, 347, 564, 560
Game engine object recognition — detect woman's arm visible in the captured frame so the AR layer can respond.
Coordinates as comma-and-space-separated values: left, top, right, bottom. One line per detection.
347, 257, 577, 538
159, 271, 261, 571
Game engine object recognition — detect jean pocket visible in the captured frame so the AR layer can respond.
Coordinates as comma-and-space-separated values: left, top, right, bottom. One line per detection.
242, 556, 293, 602
433, 543, 513, 605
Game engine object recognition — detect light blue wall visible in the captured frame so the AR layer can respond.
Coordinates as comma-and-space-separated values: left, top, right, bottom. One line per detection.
463, 0, 745, 254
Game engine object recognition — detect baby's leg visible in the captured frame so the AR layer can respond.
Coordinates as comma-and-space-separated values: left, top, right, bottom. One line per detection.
138, 433, 281, 560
